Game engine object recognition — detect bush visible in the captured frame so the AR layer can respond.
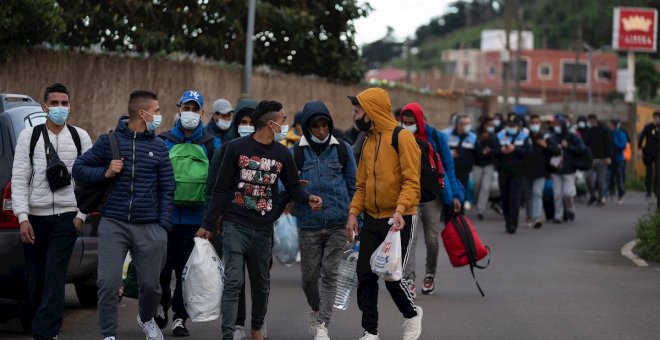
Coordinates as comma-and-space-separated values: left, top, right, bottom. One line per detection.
625, 176, 645, 192
635, 208, 660, 262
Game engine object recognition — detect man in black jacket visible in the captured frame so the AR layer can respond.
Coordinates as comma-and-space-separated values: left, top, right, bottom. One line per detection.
549, 115, 585, 223
585, 114, 613, 206
523, 115, 559, 228
473, 117, 500, 220
638, 111, 660, 197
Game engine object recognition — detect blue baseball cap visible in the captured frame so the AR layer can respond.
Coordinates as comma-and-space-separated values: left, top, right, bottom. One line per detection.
177, 90, 204, 108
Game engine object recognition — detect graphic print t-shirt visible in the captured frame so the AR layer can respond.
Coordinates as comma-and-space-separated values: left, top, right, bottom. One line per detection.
202, 136, 309, 231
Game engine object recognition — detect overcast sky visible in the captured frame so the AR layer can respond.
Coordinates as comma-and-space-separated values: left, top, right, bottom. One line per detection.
353, 0, 453, 46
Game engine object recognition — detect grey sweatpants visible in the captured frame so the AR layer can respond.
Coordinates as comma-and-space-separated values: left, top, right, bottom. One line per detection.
404, 199, 442, 281
587, 159, 608, 200
473, 164, 496, 214
299, 226, 345, 326
97, 217, 167, 338
552, 173, 577, 220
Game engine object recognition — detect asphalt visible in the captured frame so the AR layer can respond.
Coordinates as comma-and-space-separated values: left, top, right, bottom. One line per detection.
1, 192, 659, 340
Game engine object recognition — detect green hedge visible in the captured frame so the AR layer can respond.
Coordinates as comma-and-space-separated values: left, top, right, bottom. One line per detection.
635, 208, 660, 262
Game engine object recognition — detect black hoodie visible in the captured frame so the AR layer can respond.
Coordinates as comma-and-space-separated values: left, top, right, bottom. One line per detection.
301, 101, 334, 155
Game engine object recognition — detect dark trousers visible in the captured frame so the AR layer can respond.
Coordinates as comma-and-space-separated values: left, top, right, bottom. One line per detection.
23, 212, 77, 340
212, 233, 248, 327
456, 168, 471, 193
159, 225, 197, 321
499, 171, 524, 231
644, 157, 656, 195
357, 214, 418, 335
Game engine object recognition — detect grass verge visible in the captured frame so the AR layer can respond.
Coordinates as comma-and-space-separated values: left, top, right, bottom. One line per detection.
635, 207, 660, 262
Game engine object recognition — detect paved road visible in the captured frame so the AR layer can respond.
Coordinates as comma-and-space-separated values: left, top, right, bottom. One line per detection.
2, 192, 659, 339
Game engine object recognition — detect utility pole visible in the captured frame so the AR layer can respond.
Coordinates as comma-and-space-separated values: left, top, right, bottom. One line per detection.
541, 29, 547, 103
405, 38, 412, 84
514, 3, 523, 108
242, 0, 256, 97
502, 0, 511, 111
571, 24, 582, 102
584, 43, 594, 106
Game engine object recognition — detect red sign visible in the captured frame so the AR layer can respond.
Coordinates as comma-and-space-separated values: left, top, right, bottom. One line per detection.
613, 7, 658, 52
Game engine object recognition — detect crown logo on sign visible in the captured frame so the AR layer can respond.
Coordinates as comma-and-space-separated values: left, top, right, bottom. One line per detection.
622, 15, 653, 32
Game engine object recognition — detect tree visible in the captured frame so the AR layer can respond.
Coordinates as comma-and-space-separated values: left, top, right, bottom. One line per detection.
361, 27, 404, 69
636, 56, 660, 101
52, 0, 370, 83
0, 0, 65, 61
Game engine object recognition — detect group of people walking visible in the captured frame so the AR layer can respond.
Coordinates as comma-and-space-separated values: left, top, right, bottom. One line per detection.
12, 82, 650, 340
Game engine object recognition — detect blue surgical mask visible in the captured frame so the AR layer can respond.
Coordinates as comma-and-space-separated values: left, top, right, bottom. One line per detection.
578, 122, 586, 129
48, 106, 69, 126
180, 111, 200, 130
310, 134, 330, 144
464, 124, 472, 133
486, 126, 495, 133
494, 119, 501, 127
271, 121, 289, 142
238, 125, 255, 137
506, 127, 518, 135
529, 124, 541, 133
142, 110, 162, 132
553, 126, 562, 134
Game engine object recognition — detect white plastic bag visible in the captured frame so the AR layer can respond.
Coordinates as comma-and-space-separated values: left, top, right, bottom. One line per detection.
370, 228, 403, 281
182, 237, 224, 322
273, 213, 299, 266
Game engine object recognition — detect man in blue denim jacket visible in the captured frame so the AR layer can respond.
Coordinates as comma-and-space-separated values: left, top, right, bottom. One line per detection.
398, 102, 463, 297
291, 100, 357, 340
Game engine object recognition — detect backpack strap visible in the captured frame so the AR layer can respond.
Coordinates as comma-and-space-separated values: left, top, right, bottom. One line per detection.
194, 133, 216, 162
391, 126, 403, 153
29, 124, 44, 166
67, 125, 81, 157
106, 131, 120, 160
455, 215, 490, 297
335, 138, 349, 173
293, 142, 304, 172
158, 131, 183, 144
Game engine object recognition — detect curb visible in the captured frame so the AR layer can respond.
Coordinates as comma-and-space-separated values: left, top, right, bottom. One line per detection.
621, 240, 649, 267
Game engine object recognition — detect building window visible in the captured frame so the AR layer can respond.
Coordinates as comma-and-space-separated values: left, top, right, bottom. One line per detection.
596, 66, 612, 82
487, 63, 496, 77
445, 61, 457, 75
538, 63, 552, 80
463, 63, 470, 77
502, 59, 528, 82
561, 61, 588, 84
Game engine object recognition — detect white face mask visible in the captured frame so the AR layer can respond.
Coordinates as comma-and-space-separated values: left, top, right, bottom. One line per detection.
402, 123, 417, 134
494, 119, 501, 127
271, 121, 289, 142
310, 134, 330, 144
216, 118, 232, 130
529, 124, 541, 133
238, 125, 255, 137
463, 124, 472, 133
180, 111, 200, 130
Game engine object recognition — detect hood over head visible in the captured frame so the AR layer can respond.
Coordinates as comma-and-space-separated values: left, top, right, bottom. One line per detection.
355, 87, 397, 132
301, 101, 334, 153
228, 98, 257, 140
399, 102, 428, 141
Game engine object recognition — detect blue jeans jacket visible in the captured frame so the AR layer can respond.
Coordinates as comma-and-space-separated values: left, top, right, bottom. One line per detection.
292, 139, 357, 229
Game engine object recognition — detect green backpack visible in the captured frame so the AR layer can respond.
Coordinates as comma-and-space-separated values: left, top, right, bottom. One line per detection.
160, 131, 215, 206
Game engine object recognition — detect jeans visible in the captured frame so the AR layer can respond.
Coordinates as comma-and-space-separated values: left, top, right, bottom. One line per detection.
357, 214, 418, 335
587, 159, 609, 200
221, 221, 272, 340
23, 212, 77, 340
607, 163, 626, 198
499, 171, 524, 231
551, 173, 577, 220
299, 226, 345, 326
525, 177, 545, 220
97, 217, 167, 338
159, 225, 197, 321
473, 164, 495, 214
404, 199, 442, 281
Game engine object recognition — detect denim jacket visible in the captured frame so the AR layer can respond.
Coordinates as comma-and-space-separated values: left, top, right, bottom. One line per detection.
292, 136, 357, 229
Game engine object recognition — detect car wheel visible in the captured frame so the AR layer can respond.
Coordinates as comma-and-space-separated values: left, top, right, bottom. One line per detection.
74, 281, 98, 307
17, 301, 33, 334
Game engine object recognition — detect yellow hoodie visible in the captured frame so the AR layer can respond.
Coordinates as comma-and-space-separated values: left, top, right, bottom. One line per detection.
349, 88, 421, 219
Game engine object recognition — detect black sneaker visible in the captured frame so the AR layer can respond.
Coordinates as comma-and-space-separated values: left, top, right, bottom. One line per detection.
172, 318, 189, 337
154, 305, 168, 330
567, 212, 575, 221
587, 197, 597, 206
421, 274, 435, 295
505, 225, 516, 234
533, 219, 543, 229
551, 219, 562, 224
478, 213, 484, 221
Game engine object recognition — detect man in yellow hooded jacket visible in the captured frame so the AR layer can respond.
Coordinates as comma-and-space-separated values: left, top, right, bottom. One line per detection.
345, 88, 423, 340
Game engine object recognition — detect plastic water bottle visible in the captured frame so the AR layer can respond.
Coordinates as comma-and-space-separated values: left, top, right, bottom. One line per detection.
333, 242, 360, 311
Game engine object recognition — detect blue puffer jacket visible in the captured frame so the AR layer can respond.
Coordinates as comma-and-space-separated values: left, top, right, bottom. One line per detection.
73, 116, 175, 231
292, 101, 358, 229
163, 120, 222, 227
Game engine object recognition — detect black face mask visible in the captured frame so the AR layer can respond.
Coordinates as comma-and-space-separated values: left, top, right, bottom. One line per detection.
355, 115, 372, 132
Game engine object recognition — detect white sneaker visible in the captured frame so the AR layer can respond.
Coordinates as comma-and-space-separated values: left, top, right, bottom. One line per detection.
308, 311, 320, 335
262, 322, 268, 338
233, 325, 247, 340
358, 331, 379, 340
402, 306, 423, 340
137, 315, 164, 340
314, 323, 330, 340
103, 337, 116, 340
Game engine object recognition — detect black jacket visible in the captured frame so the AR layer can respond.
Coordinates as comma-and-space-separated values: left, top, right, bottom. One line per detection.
638, 123, 660, 158
549, 131, 586, 175
475, 132, 500, 166
523, 132, 560, 179
585, 123, 614, 159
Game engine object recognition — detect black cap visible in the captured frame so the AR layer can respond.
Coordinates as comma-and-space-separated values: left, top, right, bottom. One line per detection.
507, 113, 521, 126
347, 95, 360, 106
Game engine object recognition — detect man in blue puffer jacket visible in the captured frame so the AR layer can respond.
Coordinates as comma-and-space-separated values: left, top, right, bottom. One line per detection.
398, 102, 463, 297
156, 90, 222, 336
73, 90, 175, 340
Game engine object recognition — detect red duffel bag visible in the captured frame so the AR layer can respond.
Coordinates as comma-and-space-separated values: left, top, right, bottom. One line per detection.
441, 214, 490, 296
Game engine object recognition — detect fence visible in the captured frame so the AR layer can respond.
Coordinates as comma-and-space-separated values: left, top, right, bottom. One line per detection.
0, 50, 465, 139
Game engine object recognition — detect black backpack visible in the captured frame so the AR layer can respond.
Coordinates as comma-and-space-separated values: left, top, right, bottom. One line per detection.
293, 138, 349, 174
29, 124, 81, 192
391, 127, 445, 203
574, 147, 594, 171
74, 132, 121, 214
